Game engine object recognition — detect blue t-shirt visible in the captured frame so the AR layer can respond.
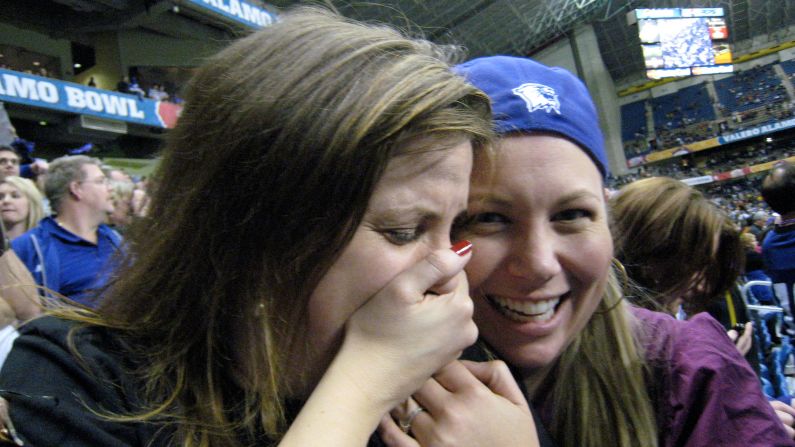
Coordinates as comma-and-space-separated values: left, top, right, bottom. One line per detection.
762, 225, 795, 338
12, 217, 122, 307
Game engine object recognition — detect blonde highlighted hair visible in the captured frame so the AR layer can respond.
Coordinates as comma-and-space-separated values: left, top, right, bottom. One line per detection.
527, 267, 658, 447
1, 176, 45, 232
52, 7, 493, 447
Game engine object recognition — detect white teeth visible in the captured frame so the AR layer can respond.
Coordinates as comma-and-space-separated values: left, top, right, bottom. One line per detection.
489, 295, 560, 323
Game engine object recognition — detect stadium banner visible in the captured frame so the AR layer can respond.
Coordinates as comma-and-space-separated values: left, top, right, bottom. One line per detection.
627, 117, 795, 168
642, 137, 721, 164
682, 155, 795, 186
681, 175, 714, 186
0, 69, 181, 129
185, 0, 276, 28
718, 118, 795, 144
749, 156, 795, 173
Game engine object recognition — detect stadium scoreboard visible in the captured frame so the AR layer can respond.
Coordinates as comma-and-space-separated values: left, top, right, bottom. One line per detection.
630, 8, 733, 79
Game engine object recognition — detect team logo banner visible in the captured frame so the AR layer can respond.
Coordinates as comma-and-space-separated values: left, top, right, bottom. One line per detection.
186, 0, 276, 28
0, 69, 181, 129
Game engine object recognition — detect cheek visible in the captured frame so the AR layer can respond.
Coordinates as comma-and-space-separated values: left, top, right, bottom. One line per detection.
464, 238, 506, 290
306, 248, 406, 348
568, 231, 613, 322
576, 240, 612, 286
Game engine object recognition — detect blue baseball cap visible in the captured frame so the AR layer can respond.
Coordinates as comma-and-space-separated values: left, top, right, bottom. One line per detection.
455, 56, 609, 178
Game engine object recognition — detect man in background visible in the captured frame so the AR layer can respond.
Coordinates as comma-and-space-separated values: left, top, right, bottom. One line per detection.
760, 161, 795, 342
0, 146, 20, 181
750, 211, 769, 238
12, 155, 121, 307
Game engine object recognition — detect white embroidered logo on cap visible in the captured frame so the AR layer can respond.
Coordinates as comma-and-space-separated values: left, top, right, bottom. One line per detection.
512, 83, 560, 114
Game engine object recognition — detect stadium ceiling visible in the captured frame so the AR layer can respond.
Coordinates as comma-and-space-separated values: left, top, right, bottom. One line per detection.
1, 0, 793, 84
269, 0, 795, 83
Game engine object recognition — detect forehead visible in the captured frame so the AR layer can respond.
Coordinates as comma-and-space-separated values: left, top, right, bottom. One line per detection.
80, 163, 103, 176
0, 182, 18, 192
385, 137, 472, 182
0, 150, 18, 159
475, 134, 601, 186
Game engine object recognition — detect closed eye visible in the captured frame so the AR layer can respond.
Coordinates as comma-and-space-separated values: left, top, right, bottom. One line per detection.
553, 209, 592, 222
382, 228, 421, 245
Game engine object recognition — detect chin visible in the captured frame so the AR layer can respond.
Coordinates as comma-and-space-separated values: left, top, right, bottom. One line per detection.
475, 294, 589, 377
491, 332, 567, 373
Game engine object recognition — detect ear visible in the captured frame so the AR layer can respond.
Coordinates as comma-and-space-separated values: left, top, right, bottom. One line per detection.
68, 180, 83, 201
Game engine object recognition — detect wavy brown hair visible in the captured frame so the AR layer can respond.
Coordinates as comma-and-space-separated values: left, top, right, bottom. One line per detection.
610, 176, 744, 313
54, 8, 492, 446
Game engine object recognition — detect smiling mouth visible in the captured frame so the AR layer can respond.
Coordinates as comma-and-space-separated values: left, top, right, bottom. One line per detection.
486, 293, 569, 323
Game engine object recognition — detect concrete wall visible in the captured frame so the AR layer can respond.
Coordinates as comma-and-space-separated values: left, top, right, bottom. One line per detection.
117, 29, 226, 69
533, 25, 627, 175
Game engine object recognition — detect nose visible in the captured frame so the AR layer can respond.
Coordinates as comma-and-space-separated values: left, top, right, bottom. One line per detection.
506, 225, 562, 285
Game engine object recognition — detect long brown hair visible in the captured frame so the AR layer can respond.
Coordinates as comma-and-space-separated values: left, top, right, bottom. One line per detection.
610, 176, 744, 313
55, 8, 492, 446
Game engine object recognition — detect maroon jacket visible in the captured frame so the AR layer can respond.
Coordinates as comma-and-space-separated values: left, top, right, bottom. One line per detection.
636, 306, 793, 447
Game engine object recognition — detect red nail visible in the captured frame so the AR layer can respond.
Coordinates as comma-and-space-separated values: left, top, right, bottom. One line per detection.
451, 240, 472, 256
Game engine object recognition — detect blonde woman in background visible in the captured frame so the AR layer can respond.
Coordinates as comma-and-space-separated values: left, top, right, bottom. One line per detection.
0, 176, 44, 241
0, 176, 43, 371
108, 178, 135, 231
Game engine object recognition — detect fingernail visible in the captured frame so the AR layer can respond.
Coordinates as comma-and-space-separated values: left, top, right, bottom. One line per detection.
451, 240, 472, 256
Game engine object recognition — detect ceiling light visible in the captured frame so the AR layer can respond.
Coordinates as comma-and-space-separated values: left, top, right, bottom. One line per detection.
32, 61, 40, 66
74, 63, 82, 68
38, 121, 47, 126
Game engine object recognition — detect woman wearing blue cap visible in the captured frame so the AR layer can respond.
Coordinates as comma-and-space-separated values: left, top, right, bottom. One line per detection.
380, 56, 793, 447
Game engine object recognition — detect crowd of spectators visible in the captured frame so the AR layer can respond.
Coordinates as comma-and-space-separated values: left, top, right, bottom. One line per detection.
0, 64, 54, 78
611, 138, 795, 190
718, 64, 788, 113
622, 61, 795, 159
116, 76, 182, 103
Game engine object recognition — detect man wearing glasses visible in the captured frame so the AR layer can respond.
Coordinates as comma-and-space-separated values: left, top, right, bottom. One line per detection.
11, 155, 122, 307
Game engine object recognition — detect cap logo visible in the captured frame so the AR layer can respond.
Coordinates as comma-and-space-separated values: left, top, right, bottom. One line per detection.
512, 83, 560, 114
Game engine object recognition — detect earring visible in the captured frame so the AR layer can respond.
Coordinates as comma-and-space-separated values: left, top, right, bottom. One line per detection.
612, 258, 629, 294
595, 258, 628, 315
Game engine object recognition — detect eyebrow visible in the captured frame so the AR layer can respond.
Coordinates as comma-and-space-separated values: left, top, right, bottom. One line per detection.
470, 189, 601, 207
557, 190, 601, 204
373, 205, 437, 223
370, 201, 468, 224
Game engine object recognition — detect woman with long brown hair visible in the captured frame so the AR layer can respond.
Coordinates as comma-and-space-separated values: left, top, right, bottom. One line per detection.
0, 9, 493, 446
611, 176, 745, 316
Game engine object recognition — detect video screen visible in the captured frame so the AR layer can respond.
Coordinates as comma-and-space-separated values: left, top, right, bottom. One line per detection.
634, 8, 733, 79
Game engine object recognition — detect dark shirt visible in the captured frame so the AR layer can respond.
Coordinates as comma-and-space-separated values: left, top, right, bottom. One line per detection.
0, 318, 556, 446
11, 217, 122, 307
763, 225, 795, 340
